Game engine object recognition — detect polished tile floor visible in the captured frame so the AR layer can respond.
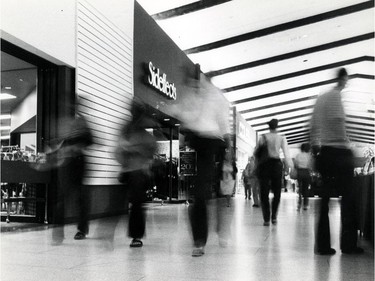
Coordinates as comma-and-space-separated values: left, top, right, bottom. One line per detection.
1, 193, 374, 281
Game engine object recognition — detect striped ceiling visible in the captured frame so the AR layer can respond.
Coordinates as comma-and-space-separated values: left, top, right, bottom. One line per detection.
137, 0, 375, 146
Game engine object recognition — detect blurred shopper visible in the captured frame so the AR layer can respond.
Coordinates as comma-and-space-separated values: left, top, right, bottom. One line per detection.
242, 156, 260, 207
310, 68, 363, 255
294, 143, 312, 211
242, 157, 252, 200
116, 100, 157, 248
164, 74, 230, 257
219, 150, 237, 207
255, 119, 293, 226
51, 99, 93, 243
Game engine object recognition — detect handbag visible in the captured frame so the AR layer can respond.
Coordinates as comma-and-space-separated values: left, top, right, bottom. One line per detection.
290, 168, 298, 180
254, 135, 269, 165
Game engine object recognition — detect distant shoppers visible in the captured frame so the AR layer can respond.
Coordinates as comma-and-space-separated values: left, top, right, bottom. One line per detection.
294, 143, 312, 211
116, 100, 157, 248
219, 150, 237, 207
255, 119, 293, 226
242, 156, 260, 207
310, 68, 363, 255
242, 157, 252, 200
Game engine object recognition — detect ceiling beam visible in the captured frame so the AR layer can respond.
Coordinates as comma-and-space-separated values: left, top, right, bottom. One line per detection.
285, 129, 310, 137
250, 113, 312, 128
206, 33, 374, 77
222, 56, 374, 92
346, 130, 374, 138
245, 105, 315, 121
232, 73, 373, 105
287, 135, 310, 142
347, 120, 375, 128
347, 114, 375, 122
151, 0, 232, 20
346, 125, 375, 134
288, 139, 310, 145
184, 1, 374, 54
349, 137, 375, 144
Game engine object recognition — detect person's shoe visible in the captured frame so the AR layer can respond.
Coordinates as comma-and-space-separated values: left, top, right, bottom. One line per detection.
342, 247, 364, 254
263, 221, 270, 226
303, 206, 309, 210
74, 231, 86, 240
130, 238, 143, 248
271, 219, 277, 225
252, 204, 259, 207
316, 248, 336, 255
192, 247, 205, 257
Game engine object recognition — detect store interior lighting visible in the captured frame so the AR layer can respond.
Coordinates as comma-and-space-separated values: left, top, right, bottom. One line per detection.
0, 114, 11, 120
0, 93, 17, 100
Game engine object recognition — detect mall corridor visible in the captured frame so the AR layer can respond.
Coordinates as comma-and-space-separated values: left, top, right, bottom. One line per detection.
1, 193, 373, 281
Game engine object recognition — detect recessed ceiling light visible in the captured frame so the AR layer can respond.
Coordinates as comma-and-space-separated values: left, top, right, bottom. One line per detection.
164, 118, 170, 121
0, 93, 17, 100
4, 86, 12, 90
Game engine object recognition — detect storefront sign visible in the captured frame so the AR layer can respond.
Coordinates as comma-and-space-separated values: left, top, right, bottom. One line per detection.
147, 61, 177, 100
180, 151, 196, 176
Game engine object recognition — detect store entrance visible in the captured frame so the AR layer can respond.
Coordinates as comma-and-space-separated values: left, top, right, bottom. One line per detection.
151, 126, 179, 202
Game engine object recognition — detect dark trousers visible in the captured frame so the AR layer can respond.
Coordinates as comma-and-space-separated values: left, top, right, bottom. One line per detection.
297, 169, 311, 208
315, 146, 358, 252
52, 156, 89, 241
188, 135, 224, 247
244, 183, 251, 198
258, 159, 283, 222
126, 170, 150, 239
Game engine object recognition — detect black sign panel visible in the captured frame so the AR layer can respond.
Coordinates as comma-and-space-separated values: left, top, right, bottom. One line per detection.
180, 151, 196, 176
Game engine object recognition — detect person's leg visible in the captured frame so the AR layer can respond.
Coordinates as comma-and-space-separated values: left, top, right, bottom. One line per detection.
270, 161, 282, 223
77, 185, 90, 235
127, 170, 148, 246
128, 200, 145, 240
244, 184, 249, 199
259, 178, 271, 223
301, 176, 309, 209
339, 149, 362, 253
250, 178, 260, 206
297, 178, 303, 210
315, 147, 334, 254
189, 137, 223, 254
316, 179, 332, 253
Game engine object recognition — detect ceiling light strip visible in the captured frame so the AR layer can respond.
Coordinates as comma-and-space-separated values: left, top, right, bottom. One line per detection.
184, 1, 374, 55
222, 56, 374, 92
152, 0, 231, 20
232, 73, 373, 105
205, 33, 374, 77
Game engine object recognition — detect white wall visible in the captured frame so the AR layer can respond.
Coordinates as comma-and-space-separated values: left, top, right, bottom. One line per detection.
77, 0, 134, 185
1, 0, 76, 67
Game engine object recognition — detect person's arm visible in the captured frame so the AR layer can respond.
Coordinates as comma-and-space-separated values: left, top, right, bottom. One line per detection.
310, 97, 322, 147
281, 136, 293, 169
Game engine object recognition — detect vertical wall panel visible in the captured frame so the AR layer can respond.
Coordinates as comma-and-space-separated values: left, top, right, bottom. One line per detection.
77, 0, 134, 185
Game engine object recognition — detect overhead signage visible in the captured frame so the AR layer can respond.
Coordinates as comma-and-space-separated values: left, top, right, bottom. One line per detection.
147, 61, 177, 100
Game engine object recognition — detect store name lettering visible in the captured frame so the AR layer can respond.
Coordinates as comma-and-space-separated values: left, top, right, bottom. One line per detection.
147, 62, 177, 100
